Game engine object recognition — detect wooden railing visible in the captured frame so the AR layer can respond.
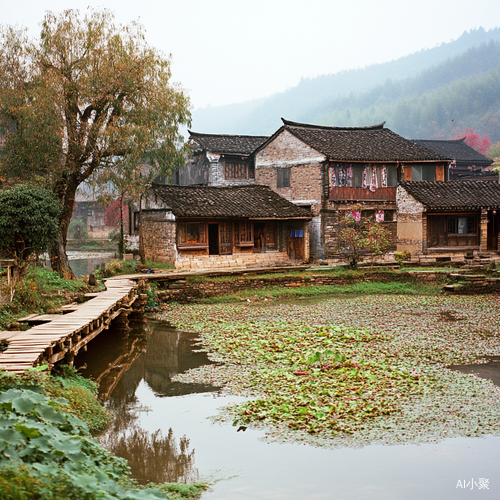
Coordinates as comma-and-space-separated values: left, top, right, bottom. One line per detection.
329, 187, 397, 202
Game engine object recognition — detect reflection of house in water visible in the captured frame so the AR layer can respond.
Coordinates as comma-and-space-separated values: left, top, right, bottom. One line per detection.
141, 324, 217, 396
98, 322, 217, 402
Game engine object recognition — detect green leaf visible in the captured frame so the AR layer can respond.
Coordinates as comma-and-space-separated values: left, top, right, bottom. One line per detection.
36, 404, 67, 425
15, 424, 41, 439
11, 396, 35, 415
73, 474, 99, 492
29, 435, 53, 453
0, 428, 24, 447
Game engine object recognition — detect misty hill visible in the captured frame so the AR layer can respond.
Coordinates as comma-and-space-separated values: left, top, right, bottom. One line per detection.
192, 27, 500, 140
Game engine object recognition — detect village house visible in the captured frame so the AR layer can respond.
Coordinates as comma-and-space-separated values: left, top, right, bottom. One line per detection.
138, 183, 312, 270
172, 131, 268, 186
252, 118, 452, 261
413, 138, 495, 180
397, 180, 500, 257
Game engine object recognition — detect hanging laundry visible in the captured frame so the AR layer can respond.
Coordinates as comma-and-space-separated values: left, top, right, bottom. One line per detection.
370, 166, 378, 192
362, 165, 368, 189
329, 166, 337, 187
338, 165, 346, 187
346, 165, 353, 187
376, 210, 384, 222
381, 164, 387, 187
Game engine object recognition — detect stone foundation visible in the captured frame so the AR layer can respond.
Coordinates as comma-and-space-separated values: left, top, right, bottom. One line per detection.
174, 250, 302, 270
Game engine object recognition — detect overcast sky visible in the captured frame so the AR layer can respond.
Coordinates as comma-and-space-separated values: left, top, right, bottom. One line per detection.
2, 0, 499, 110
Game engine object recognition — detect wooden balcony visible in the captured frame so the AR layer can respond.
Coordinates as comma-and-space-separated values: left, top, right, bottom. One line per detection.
329, 186, 397, 202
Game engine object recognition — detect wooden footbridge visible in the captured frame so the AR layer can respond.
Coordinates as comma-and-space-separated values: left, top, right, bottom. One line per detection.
0, 279, 147, 374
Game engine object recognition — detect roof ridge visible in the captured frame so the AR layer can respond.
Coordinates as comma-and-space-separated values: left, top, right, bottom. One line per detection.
414, 138, 467, 143
188, 130, 269, 140
281, 118, 386, 131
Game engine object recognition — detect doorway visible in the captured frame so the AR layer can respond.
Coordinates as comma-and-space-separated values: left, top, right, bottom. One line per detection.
208, 224, 219, 255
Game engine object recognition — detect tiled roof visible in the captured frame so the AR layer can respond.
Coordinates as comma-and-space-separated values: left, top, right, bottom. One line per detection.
257, 119, 451, 162
151, 183, 312, 219
413, 139, 492, 165
188, 131, 269, 155
400, 180, 500, 210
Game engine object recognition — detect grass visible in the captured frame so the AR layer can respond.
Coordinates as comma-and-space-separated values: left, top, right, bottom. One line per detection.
0, 266, 89, 330
195, 281, 442, 304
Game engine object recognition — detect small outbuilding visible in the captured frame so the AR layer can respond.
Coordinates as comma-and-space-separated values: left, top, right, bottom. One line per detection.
139, 183, 312, 270
397, 180, 500, 256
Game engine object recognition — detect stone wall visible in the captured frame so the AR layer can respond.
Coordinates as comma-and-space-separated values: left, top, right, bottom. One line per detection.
175, 250, 296, 270
142, 211, 176, 265
255, 130, 325, 166
444, 274, 500, 294
321, 203, 397, 259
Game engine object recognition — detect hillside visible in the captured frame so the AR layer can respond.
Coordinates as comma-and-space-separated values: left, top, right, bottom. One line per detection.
191, 27, 500, 139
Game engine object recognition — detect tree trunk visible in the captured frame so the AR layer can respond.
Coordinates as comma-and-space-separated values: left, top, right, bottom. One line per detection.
50, 231, 75, 279
49, 178, 77, 280
119, 192, 124, 259
139, 196, 146, 264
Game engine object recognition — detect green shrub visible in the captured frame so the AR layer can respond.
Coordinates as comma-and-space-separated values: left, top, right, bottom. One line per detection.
68, 218, 88, 241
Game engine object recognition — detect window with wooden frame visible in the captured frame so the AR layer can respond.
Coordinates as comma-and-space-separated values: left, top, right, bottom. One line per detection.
427, 215, 478, 248
225, 161, 250, 179
234, 221, 253, 246
178, 222, 207, 247
277, 168, 291, 188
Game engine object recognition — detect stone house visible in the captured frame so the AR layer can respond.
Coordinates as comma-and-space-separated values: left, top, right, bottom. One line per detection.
252, 118, 452, 260
172, 131, 268, 186
139, 183, 312, 270
413, 138, 494, 180
397, 180, 500, 256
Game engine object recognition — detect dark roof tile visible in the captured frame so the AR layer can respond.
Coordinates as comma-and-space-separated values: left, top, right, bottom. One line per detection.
151, 184, 312, 219
189, 131, 268, 155
413, 138, 492, 165
400, 180, 500, 210
257, 119, 452, 162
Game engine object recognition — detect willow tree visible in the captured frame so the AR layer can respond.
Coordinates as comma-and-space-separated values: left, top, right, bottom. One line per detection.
0, 9, 191, 278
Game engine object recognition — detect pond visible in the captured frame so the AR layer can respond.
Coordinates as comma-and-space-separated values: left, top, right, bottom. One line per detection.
74, 319, 500, 499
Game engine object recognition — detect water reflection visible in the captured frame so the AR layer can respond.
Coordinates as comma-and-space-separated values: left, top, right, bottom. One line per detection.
101, 415, 198, 485
74, 319, 216, 484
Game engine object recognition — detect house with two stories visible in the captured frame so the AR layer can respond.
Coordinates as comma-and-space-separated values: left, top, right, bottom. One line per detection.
139, 183, 311, 270
252, 119, 452, 260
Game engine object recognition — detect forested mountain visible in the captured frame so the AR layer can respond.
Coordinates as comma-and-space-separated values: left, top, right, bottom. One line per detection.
192, 27, 500, 141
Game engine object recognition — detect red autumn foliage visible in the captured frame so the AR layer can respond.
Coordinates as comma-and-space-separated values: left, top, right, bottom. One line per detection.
452, 128, 491, 155
104, 199, 129, 226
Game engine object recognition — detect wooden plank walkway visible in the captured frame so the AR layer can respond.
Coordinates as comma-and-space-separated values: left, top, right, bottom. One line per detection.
0, 279, 144, 374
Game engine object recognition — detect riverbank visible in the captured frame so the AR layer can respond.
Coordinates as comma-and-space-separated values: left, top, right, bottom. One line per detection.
0, 366, 207, 499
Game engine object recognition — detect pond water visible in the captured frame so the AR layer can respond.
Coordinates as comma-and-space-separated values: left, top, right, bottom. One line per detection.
74, 320, 500, 500
44, 252, 113, 278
